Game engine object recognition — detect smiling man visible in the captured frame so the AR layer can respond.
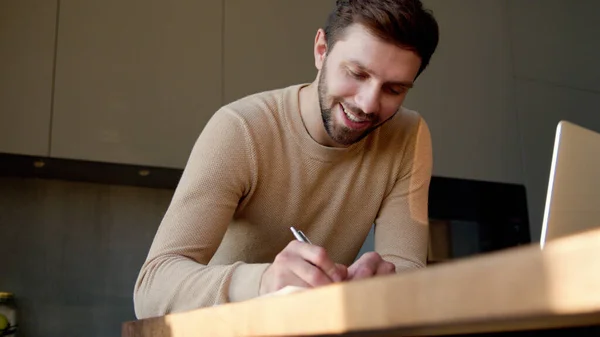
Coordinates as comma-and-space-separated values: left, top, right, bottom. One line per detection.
134, 0, 439, 318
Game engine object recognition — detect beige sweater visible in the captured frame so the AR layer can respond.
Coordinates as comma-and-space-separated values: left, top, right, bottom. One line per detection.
133, 84, 433, 319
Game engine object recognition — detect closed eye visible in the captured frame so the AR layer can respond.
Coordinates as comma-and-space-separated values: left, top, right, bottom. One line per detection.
386, 86, 408, 96
347, 68, 368, 80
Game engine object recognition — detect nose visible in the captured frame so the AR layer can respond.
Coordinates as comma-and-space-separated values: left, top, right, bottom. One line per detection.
355, 84, 381, 115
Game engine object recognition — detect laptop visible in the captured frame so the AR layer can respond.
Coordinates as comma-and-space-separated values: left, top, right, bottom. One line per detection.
540, 120, 600, 249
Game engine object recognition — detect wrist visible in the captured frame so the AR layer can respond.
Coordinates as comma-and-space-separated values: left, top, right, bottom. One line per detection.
258, 263, 272, 296
228, 263, 271, 302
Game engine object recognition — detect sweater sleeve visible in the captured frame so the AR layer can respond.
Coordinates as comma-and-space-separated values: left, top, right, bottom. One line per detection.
374, 117, 433, 271
133, 108, 270, 319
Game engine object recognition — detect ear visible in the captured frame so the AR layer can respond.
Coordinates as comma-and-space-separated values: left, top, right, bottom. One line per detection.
314, 28, 328, 71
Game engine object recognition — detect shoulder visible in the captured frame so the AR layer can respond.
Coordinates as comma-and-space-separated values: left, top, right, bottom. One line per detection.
370, 106, 433, 177
204, 84, 304, 148
217, 85, 299, 127
377, 106, 431, 150
367, 107, 433, 190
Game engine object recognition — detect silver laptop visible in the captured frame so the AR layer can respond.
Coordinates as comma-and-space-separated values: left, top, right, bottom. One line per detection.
540, 120, 600, 249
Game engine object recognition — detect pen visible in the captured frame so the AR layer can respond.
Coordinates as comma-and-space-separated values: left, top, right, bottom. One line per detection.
290, 226, 312, 244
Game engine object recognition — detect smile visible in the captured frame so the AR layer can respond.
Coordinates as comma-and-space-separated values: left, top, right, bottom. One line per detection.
340, 103, 368, 123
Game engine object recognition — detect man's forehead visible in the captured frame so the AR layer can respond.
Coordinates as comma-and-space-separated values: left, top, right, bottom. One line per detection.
331, 25, 415, 60
327, 24, 421, 82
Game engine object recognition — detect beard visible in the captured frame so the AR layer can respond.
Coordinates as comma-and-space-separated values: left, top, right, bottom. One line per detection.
317, 59, 387, 147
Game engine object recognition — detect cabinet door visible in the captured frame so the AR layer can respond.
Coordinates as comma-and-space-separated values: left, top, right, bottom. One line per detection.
51, 0, 223, 169
223, 0, 335, 104
0, 0, 57, 156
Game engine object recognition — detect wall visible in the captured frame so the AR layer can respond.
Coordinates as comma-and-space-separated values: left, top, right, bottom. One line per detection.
507, 0, 600, 241
404, 0, 600, 242
0, 177, 172, 337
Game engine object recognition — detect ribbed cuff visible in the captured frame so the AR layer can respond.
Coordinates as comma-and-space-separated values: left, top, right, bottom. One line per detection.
228, 263, 271, 303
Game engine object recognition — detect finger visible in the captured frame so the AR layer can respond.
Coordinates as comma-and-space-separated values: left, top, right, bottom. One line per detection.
376, 261, 396, 275
288, 256, 334, 287
290, 241, 344, 282
348, 252, 382, 280
350, 265, 376, 280
355, 252, 383, 264
356, 252, 384, 271
335, 263, 348, 281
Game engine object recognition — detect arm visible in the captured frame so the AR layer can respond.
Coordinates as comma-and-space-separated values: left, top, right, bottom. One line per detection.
374, 117, 433, 271
133, 108, 270, 319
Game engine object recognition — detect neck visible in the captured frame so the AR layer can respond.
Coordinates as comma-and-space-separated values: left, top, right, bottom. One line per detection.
299, 81, 338, 147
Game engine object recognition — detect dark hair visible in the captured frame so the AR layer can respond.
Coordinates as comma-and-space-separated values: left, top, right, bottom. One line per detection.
324, 0, 439, 77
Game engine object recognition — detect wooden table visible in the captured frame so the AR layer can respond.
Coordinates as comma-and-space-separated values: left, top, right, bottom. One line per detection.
122, 227, 600, 336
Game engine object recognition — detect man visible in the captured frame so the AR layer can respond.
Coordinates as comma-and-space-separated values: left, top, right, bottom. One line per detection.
134, 0, 439, 319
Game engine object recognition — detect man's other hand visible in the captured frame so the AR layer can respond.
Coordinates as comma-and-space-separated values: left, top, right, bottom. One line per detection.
259, 241, 348, 295
347, 252, 395, 281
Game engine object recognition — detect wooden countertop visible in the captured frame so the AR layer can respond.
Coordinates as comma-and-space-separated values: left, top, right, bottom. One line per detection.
122, 227, 600, 337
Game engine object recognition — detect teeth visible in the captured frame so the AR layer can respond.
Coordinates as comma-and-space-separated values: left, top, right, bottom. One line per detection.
341, 103, 364, 123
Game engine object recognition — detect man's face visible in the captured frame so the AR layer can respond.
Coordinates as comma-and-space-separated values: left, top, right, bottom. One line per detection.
316, 24, 422, 146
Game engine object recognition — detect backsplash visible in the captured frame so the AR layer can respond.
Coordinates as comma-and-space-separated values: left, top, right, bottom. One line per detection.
0, 177, 173, 337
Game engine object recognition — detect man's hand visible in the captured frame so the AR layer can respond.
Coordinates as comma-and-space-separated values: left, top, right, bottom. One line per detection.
347, 252, 396, 281
259, 241, 348, 295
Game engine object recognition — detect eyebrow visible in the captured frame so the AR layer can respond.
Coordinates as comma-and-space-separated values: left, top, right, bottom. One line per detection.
345, 60, 414, 88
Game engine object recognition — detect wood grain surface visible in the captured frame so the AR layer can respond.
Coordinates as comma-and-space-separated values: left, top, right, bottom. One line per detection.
122, 227, 600, 337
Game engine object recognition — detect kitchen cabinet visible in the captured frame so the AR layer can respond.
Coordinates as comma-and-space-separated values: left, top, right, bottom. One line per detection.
0, 0, 57, 157
223, 0, 335, 104
508, 0, 600, 93
51, 0, 223, 169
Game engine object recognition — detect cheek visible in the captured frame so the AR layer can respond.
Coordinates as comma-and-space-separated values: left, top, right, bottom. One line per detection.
380, 97, 407, 120
327, 72, 358, 98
